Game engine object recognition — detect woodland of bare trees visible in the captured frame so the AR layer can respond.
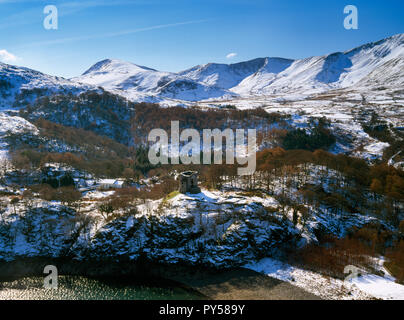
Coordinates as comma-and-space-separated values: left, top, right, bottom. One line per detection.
2, 95, 402, 282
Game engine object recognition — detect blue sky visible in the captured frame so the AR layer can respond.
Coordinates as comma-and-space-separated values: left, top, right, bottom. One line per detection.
1, 0, 403, 78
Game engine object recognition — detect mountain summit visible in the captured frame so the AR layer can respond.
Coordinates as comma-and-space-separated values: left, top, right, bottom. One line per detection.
0, 34, 402, 107
72, 33, 404, 103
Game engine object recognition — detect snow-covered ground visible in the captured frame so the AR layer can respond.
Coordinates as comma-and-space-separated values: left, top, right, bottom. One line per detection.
349, 257, 404, 300
0, 112, 39, 161
82, 190, 115, 200
245, 257, 404, 300
0, 158, 402, 301
351, 274, 404, 300
0, 183, 387, 267
357, 142, 391, 161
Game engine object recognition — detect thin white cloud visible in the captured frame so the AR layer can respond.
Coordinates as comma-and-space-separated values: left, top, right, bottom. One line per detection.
226, 52, 237, 59
0, 0, 138, 5
0, 1, 150, 30
20, 20, 208, 48
0, 49, 19, 63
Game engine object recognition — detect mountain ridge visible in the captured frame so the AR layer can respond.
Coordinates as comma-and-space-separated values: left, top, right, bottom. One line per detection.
0, 33, 402, 108
72, 33, 404, 102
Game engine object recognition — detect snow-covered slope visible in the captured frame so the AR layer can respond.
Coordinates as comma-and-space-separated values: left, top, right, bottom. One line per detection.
178, 58, 268, 89
355, 54, 404, 88
0, 112, 39, 160
0, 62, 91, 109
72, 33, 404, 102
341, 33, 404, 87
232, 33, 404, 96
231, 57, 297, 95
79, 59, 169, 91
73, 58, 233, 102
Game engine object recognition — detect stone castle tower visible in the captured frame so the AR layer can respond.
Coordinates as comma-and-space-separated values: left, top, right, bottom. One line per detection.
178, 171, 201, 194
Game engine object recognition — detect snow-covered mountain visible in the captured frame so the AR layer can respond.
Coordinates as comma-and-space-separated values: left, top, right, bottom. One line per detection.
0, 62, 92, 109
73, 33, 404, 102
79, 59, 169, 91
232, 33, 404, 96
73, 59, 232, 102
177, 58, 269, 89
356, 55, 404, 89
0, 33, 401, 108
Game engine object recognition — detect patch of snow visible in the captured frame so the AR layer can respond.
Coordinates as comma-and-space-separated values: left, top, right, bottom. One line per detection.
245, 258, 374, 300
350, 274, 404, 300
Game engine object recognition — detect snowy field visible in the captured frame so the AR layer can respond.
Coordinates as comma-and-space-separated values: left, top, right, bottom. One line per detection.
245, 257, 404, 300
